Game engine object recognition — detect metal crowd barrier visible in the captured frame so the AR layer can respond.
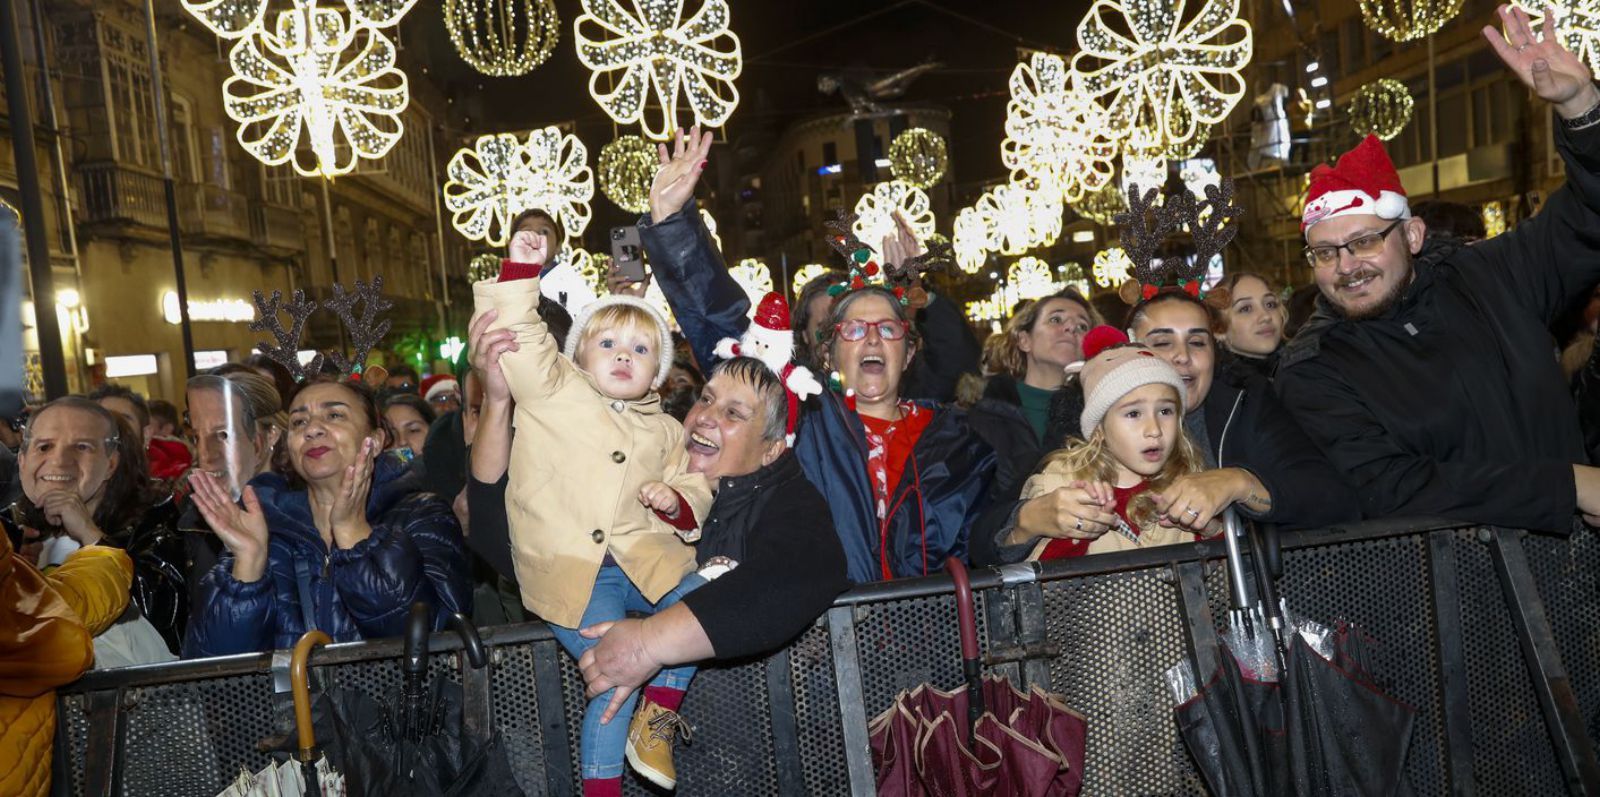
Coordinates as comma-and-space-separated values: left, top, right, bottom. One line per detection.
52, 519, 1600, 796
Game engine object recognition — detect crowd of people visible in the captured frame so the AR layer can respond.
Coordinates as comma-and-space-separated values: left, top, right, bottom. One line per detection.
5, 6, 1600, 795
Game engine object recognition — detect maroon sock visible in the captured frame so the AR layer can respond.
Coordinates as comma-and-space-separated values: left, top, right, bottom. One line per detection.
497, 258, 541, 283
643, 686, 685, 712
582, 777, 622, 797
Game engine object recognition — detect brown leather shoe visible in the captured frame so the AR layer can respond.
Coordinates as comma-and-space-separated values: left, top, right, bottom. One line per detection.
624, 699, 692, 790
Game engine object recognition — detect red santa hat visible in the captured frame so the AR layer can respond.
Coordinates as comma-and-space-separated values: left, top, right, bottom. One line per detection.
420, 374, 458, 401
751, 291, 791, 335
1300, 135, 1410, 233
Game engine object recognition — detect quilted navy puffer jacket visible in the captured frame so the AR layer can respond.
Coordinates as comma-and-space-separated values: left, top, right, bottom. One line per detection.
181, 454, 472, 657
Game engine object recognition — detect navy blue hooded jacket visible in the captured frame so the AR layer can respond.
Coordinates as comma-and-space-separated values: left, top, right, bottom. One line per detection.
182, 454, 471, 657
638, 207, 997, 583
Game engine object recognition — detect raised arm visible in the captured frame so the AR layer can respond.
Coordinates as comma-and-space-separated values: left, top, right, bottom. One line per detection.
471, 232, 570, 404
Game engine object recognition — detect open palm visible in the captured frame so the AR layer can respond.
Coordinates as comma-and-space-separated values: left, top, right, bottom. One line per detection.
1484, 4, 1600, 116
649, 125, 715, 223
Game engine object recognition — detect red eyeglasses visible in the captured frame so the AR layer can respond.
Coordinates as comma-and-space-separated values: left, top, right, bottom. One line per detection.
834, 319, 908, 342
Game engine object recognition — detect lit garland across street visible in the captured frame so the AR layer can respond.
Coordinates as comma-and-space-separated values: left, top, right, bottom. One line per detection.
574, 0, 743, 140
852, 180, 936, 260
598, 135, 659, 213
442, 126, 594, 246
973, 182, 1063, 255
1360, 0, 1464, 42
888, 128, 949, 188
221, 3, 410, 177
445, 0, 560, 77
1349, 79, 1414, 140
1071, 0, 1253, 148
1002, 52, 1117, 203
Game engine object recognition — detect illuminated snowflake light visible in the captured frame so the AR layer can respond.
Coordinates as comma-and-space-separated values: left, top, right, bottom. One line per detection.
700, 208, 722, 251
729, 258, 774, 306
1002, 52, 1117, 203
953, 206, 991, 274
573, 0, 743, 140
443, 126, 594, 246
790, 263, 831, 297
852, 180, 936, 261
973, 182, 1063, 255
1511, 2, 1600, 73
181, 0, 417, 39
1093, 247, 1134, 288
1003, 256, 1060, 307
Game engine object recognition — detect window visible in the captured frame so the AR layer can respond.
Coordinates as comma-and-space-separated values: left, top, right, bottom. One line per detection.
261, 163, 300, 207
170, 96, 200, 183
100, 25, 159, 169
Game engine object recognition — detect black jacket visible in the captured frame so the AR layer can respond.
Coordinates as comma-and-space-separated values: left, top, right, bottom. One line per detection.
966, 375, 1049, 503
1276, 120, 1600, 533
901, 294, 983, 404
680, 451, 850, 659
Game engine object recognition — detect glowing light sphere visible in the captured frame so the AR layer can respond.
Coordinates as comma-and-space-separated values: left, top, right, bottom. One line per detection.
853, 180, 936, 261
1093, 247, 1133, 288
598, 135, 658, 213
790, 263, 831, 297
1070, 0, 1253, 148
888, 128, 949, 188
222, 5, 410, 177
573, 0, 743, 140
445, 0, 560, 77
1510, 2, 1600, 74
953, 206, 991, 274
1361, 0, 1463, 42
443, 125, 594, 246
1481, 201, 1507, 238
1071, 181, 1128, 226
1002, 52, 1117, 203
468, 252, 502, 282
1348, 79, 1414, 140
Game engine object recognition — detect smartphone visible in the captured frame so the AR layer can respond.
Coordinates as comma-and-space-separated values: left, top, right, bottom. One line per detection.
610, 226, 647, 282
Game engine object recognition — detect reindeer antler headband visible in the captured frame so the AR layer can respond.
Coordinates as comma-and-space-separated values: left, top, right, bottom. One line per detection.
1114, 180, 1242, 303
821, 211, 951, 304
250, 277, 393, 382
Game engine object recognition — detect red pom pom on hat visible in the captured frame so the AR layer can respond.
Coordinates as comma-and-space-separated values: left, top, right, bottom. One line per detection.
1081, 325, 1129, 361
751, 291, 792, 332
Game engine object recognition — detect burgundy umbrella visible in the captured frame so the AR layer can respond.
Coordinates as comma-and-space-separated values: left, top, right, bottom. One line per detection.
869, 559, 1088, 796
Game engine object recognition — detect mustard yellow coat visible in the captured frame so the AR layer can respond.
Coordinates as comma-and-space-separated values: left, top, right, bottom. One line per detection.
473, 277, 712, 628
0, 532, 132, 797
1020, 459, 1193, 558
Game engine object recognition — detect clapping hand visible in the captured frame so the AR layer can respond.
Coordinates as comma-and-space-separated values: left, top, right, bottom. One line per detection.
188, 470, 270, 582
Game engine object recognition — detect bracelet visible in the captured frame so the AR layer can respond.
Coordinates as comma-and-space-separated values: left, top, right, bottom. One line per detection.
1562, 97, 1600, 131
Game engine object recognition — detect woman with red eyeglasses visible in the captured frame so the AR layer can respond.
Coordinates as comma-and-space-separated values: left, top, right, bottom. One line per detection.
635, 127, 998, 583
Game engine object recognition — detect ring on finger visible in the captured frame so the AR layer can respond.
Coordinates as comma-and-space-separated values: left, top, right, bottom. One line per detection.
1185, 508, 1200, 518
1074, 519, 1083, 531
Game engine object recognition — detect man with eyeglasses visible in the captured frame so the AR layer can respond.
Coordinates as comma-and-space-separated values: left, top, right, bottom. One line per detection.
1278, 5, 1600, 531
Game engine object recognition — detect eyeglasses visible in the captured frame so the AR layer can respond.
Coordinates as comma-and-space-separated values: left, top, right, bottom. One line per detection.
1303, 220, 1404, 269
428, 393, 459, 406
834, 319, 907, 342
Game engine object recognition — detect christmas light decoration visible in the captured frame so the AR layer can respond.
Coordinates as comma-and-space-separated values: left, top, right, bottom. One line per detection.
1360, 0, 1463, 42
972, 182, 1063, 256
1481, 200, 1507, 238
1002, 52, 1118, 204
1071, 0, 1253, 148
1071, 181, 1128, 225
790, 263, 830, 297
852, 180, 936, 260
1511, 2, 1600, 73
573, 0, 743, 140
729, 258, 774, 305
1003, 256, 1060, 307
1059, 261, 1091, 297
1348, 78, 1414, 140
442, 125, 594, 246
966, 286, 1008, 324
222, 4, 410, 177
444, 0, 559, 77
700, 208, 722, 251
888, 128, 949, 188
1121, 157, 1168, 205
468, 252, 502, 282
952, 206, 990, 274
645, 280, 680, 330
598, 135, 658, 213
1093, 247, 1133, 288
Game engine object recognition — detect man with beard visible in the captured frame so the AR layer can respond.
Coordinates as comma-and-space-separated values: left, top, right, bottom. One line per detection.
1277, 5, 1600, 531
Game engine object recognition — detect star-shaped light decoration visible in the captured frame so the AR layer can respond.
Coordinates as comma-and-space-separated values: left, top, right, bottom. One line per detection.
573, 0, 743, 140
1002, 52, 1118, 203
852, 180, 936, 261
973, 182, 1063, 255
1070, 0, 1253, 151
221, 5, 410, 177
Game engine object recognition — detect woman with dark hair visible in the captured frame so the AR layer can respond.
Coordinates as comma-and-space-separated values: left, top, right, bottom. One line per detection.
972, 290, 1356, 565
792, 270, 847, 371
1215, 271, 1288, 380
639, 127, 997, 583
383, 393, 435, 456
4, 396, 188, 659
244, 352, 298, 409
182, 377, 471, 657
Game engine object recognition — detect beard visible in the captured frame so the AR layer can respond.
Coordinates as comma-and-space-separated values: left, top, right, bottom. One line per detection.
1331, 255, 1413, 321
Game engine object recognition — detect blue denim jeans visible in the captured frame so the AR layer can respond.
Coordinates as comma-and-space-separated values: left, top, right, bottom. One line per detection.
549, 565, 705, 780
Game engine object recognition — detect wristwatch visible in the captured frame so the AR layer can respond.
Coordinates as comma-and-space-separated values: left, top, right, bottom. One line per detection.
1562, 98, 1600, 131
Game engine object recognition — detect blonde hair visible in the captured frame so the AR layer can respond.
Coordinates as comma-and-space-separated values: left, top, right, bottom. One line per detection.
992, 291, 1101, 379
575, 303, 664, 357
1035, 403, 1206, 531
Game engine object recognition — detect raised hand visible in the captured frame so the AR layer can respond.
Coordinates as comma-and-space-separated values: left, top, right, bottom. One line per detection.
188, 470, 270, 582
469, 309, 518, 404
1484, 4, 1600, 118
509, 229, 549, 266
650, 125, 716, 223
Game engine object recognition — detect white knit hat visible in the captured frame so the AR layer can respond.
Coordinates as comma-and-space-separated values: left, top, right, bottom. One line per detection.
1077, 332, 1187, 433
562, 295, 675, 389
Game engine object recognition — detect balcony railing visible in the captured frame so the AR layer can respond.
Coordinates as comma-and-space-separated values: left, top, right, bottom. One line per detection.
249, 202, 306, 253
78, 162, 305, 251
77, 162, 166, 228
177, 183, 251, 240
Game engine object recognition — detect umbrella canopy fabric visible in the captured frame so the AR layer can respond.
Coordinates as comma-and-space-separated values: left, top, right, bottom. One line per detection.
870, 674, 1088, 797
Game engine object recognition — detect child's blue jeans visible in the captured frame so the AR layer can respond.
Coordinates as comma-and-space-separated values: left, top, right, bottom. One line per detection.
548, 564, 704, 780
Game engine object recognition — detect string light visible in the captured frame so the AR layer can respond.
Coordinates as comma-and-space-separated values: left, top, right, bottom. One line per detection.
468, 252, 502, 282
1360, 0, 1463, 42
1071, 0, 1253, 148
598, 135, 658, 213
181, 0, 416, 38
966, 286, 1008, 323
700, 208, 722, 251
973, 181, 1063, 255
1511, 3, 1600, 73
221, 5, 410, 178
853, 180, 936, 260
1070, 181, 1128, 225
729, 258, 774, 306
1002, 52, 1118, 204
442, 125, 594, 246
1481, 200, 1507, 238
573, 0, 743, 140
790, 263, 830, 297
953, 206, 990, 274
888, 128, 949, 188
445, 0, 559, 77
1348, 78, 1414, 140
1093, 247, 1133, 288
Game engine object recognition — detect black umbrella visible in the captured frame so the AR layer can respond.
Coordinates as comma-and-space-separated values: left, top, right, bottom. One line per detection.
1170, 511, 1415, 796
310, 604, 525, 797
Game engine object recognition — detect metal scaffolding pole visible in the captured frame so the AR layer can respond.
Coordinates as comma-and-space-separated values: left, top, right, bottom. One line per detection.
142, 0, 197, 375
0, 0, 67, 398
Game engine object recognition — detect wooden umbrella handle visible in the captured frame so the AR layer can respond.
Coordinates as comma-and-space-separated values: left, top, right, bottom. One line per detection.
291, 630, 333, 762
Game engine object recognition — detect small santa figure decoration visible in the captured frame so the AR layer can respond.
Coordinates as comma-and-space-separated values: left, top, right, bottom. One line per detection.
715, 292, 824, 444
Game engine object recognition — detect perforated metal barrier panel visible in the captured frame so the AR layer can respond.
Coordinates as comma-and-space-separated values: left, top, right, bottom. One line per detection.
53, 523, 1600, 796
